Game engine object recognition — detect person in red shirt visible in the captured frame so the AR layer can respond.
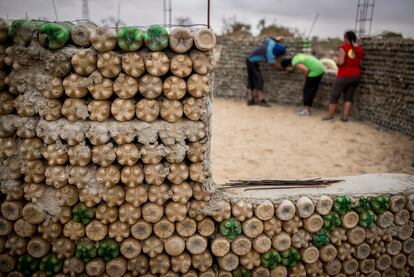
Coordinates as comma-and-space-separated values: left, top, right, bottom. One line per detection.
323, 31, 364, 122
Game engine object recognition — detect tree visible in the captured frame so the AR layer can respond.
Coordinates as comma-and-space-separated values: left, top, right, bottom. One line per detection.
259, 23, 298, 38
380, 31, 403, 39
175, 17, 192, 26
101, 17, 125, 29
222, 16, 252, 36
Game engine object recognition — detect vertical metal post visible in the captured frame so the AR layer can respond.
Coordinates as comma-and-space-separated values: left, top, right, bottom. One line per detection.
168, 0, 172, 27
51, 0, 59, 21
163, 0, 166, 26
207, 0, 211, 28
368, 0, 375, 36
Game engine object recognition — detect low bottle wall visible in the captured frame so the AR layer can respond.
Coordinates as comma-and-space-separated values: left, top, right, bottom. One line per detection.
0, 20, 413, 276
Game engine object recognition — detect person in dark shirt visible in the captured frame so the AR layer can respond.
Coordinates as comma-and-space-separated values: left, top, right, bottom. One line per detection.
246, 37, 286, 106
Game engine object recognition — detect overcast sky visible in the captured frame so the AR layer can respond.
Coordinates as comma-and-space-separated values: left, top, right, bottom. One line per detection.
1, 0, 413, 38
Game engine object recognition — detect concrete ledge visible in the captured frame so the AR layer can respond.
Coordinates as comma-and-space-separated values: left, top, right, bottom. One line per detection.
217, 173, 414, 203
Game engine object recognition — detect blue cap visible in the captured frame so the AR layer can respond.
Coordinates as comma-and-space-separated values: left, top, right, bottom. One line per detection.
273, 43, 286, 56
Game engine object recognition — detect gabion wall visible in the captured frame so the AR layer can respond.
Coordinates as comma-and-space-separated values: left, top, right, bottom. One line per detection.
0, 20, 413, 276
214, 36, 414, 137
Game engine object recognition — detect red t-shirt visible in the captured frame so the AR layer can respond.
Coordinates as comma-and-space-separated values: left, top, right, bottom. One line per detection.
337, 42, 364, 78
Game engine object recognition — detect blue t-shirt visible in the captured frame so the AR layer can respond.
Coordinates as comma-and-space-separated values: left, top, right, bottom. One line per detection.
248, 38, 286, 64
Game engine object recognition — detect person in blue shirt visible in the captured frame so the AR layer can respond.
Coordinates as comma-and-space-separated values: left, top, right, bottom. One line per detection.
246, 37, 286, 106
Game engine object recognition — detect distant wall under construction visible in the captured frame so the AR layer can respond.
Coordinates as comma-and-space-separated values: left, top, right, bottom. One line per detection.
214, 36, 414, 137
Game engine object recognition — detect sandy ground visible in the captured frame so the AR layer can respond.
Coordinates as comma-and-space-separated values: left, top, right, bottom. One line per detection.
211, 98, 414, 184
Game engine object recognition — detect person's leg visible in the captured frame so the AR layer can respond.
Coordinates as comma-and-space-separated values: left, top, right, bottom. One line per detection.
254, 64, 264, 100
341, 77, 360, 121
253, 64, 269, 106
322, 77, 343, 120
301, 75, 322, 115
342, 101, 352, 121
245, 59, 255, 105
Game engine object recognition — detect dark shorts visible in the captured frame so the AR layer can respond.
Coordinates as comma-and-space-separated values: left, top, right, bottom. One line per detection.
246, 59, 263, 91
303, 74, 323, 107
330, 76, 361, 104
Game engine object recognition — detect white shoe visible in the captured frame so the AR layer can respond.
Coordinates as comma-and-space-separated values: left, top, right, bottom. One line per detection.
297, 109, 310, 116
